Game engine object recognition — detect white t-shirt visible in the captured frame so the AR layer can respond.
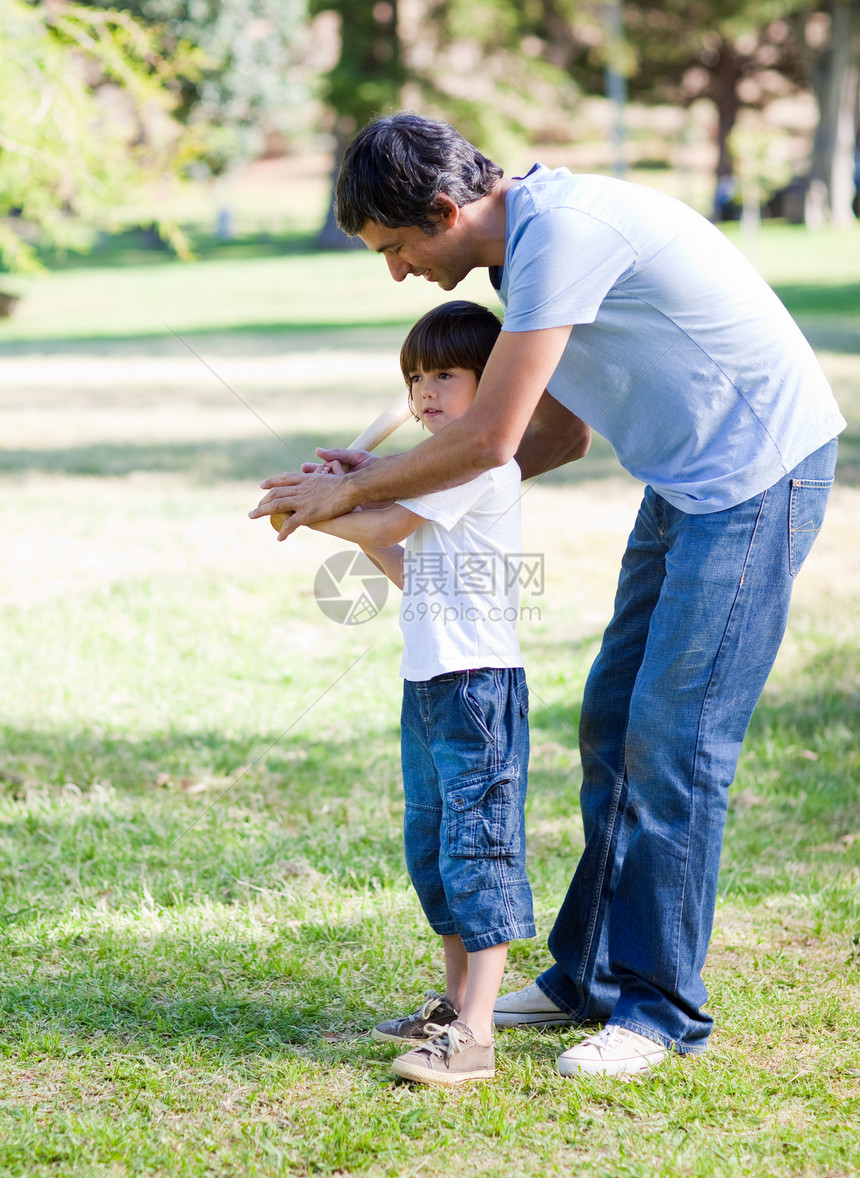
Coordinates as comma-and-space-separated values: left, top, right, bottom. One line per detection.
495, 166, 846, 513
397, 459, 524, 682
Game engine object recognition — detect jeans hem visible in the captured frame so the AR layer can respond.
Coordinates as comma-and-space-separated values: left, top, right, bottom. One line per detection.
536, 972, 580, 1020
460, 924, 536, 953
609, 1017, 709, 1055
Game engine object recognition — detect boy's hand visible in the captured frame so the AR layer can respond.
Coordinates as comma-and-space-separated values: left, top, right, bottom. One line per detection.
303, 447, 379, 474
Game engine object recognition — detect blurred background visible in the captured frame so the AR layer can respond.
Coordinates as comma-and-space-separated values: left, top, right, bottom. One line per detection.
0, 0, 858, 291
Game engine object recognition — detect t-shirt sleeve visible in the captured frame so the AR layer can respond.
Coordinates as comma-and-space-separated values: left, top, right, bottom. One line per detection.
501, 206, 638, 331
397, 470, 495, 532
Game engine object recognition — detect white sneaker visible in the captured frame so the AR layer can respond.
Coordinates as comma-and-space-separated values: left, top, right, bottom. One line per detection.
493, 982, 574, 1028
556, 1025, 668, 1077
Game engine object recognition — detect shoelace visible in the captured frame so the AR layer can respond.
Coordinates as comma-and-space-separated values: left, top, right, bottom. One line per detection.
420, 1022, 468, 1061
583, 1026, 625, 1055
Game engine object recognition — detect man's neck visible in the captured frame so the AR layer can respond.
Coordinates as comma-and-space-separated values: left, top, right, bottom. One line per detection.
464, 179, 514, 269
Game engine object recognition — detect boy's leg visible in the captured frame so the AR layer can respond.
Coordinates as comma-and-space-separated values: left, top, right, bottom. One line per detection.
459, 942, 509, 1045
429, 667, 535, 954
441, 934, 468, 1009
391, 669, 532, 1084
373, 682, 463, 1045
442, 935, 509, 1044
399, 680, 459, 941
391, 940, 508, 1086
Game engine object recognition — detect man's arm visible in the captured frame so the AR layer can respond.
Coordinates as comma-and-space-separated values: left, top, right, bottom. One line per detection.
250, 326, 573, 537
515, 390, 591, 480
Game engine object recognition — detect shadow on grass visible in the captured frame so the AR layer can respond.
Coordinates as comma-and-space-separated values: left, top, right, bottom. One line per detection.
0, 640, 857, 1064
0, 320, 423, 355
36, 228, 318, 272
0, 435, 333, 482
0, 430, 633, 486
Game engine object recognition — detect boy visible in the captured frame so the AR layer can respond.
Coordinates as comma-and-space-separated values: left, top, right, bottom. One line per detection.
302, 300, 533, 1087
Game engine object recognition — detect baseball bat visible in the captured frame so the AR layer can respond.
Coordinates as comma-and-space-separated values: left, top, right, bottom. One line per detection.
269, 387, 413, 530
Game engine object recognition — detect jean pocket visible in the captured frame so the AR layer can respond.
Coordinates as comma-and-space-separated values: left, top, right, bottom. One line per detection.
446, 760, 521, 860
459, 670, 497, 744
789, 477, 833, 576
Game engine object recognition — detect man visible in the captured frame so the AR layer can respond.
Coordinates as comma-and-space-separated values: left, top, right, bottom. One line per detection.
251, 113, 845, 1077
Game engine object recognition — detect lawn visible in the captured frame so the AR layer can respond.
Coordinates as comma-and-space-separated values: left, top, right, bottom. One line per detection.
0, 217, 859, 1177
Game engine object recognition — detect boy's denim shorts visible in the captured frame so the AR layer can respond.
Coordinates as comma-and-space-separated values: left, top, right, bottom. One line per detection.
400, 667, 535, 953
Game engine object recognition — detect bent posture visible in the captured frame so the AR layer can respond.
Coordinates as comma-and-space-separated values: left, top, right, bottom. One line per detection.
252, 113, 845, 1077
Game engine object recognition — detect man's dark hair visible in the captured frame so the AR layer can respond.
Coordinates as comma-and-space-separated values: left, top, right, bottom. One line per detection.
400, 301, 501, 399
335, 112, 504, 237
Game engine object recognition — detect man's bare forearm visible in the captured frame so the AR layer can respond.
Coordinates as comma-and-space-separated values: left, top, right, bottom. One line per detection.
250, 327, 575, 537
340, 418, 499, 508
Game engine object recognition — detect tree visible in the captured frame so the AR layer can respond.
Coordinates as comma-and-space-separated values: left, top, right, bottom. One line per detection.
796, 1, 860, 225
310, 0, 583, 245
80, 0, 311, 172
0, 0, 200, 273
608, 2, 809, 214
310, 0, 405, 247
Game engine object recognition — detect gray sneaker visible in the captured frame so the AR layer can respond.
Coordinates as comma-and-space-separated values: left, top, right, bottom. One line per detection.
391, 1021, 495, 1087
371, 991, 459, 1044
493, 981, 575, 1028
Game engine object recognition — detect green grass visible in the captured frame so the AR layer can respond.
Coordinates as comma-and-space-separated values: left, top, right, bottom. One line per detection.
0, 216, 859, 1176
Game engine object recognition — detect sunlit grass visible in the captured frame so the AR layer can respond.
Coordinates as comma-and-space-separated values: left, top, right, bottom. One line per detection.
0, 213, 858, 1175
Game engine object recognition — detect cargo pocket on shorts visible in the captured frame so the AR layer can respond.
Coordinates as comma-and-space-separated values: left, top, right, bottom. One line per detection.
789, 477, 833, 576
445, 760, 520, 860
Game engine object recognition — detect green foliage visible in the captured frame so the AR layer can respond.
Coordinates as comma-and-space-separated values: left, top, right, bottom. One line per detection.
82, 0, 311, 170
310, 0, 405, 137
0, 0, 201, 272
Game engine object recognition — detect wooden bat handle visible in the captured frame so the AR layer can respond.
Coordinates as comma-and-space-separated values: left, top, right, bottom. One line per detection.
269, 388, 412, 531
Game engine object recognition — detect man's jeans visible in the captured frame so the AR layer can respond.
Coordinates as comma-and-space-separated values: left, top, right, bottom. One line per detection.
538, 439, 838, 1052
401, 667, 534, 953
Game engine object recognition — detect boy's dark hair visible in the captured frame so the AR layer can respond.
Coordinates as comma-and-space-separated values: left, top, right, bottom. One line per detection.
400, 301, 502, 395
335, 112, 504, 237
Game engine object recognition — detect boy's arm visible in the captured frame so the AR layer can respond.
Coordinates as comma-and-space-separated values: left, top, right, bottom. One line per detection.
307, 502, 426, 549
307, 502, 424, 591
360, 544, 405, 590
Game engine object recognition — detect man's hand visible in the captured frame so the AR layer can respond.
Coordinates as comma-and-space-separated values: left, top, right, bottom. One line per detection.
249, 469, 359, 539
300, 448, 379, 475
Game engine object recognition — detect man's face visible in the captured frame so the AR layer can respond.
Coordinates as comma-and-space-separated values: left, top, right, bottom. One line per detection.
359, 218, 472, 292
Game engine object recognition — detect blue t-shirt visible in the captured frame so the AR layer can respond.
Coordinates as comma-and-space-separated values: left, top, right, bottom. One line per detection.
494, 166, 845, 513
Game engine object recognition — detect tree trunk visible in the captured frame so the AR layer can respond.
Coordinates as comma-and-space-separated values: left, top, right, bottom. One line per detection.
316, 122, 366, 251
313, 0, 404, 249
806, 0, 860, 227
710, 39, 742, 220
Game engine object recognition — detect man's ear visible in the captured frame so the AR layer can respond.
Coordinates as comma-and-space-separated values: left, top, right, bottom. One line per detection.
433, 193, 461, 226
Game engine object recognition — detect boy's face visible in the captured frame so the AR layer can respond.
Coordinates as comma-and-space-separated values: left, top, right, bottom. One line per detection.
359, 218, 473, 292
408, 366, 480, 434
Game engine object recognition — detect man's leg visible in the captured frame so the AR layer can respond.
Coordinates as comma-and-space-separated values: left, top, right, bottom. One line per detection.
537, 489, 669, 1024
546, 441, 837, 1059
